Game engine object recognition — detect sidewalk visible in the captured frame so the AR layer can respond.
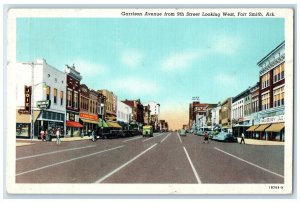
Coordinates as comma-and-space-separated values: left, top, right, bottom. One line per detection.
16, 136, 92, 147
237, 138, 284, 146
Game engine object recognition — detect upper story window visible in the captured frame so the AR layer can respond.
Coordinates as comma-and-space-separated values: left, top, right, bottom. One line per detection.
261, 72, 270, 89
261, 92, 270, 110
67, 90, 72, 108
273, 63, 285, 83
60, 91, 63, 106
273, 86, 284, 107
74, 92, 78, 109
46, 86, 51, 100
53, 88, 57, 104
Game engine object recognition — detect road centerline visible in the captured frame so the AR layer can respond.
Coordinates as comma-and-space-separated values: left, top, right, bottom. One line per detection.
214, 147, 284, 178
183, 146, 202, 184
16, 145, 124, 176
95, 143, 158, 183
16, 145, 97, 161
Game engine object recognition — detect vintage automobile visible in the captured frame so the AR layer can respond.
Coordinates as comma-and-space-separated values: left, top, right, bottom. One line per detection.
212, 132, 238, 143
142, 125, 153, 137
179, 129, 187, 136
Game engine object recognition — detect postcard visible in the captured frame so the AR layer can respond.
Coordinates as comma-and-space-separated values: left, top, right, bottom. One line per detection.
6, 7, 294, 194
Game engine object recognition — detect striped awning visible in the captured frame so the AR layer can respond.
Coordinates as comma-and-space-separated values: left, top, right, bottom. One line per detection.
80, 118, 99, 125
265, 123, 285, 132
246, 125, 260, 132
254, 124, 271, 132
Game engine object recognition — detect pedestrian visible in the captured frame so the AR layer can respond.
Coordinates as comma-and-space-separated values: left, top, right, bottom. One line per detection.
240, 132, 245, 144
81, 129, 84, 138
203, 131, 209, 144
45, 129, 49, 142
40, 129, 45, 141
56, 128, 61, 145
91, 130, 96, 142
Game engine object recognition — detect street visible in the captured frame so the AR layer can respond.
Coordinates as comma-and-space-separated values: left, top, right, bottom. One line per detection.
16, 132, 284, 184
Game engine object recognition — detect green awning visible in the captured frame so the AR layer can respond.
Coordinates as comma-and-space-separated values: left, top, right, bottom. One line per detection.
98, 118, 109, 127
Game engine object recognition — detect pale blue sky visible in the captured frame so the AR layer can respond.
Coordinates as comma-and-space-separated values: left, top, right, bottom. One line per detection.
17, 18, 284, 115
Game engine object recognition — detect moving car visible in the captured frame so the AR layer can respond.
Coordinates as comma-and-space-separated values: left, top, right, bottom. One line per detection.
143, 125, 153, 137
179, 129, 187, 136
212, 132, 238, 143
209, 131, 220, 139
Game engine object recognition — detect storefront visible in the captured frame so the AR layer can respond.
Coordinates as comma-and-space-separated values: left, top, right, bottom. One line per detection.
66, 111, 83, 137
79, 113, 98, 135
16, 111, 31, 138
35, 110, 65, 138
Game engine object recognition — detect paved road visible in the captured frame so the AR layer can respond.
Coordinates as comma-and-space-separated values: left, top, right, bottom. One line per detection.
16, 132, 284, 184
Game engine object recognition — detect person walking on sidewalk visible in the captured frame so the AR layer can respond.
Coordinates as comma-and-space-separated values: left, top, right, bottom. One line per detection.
91, 130, 96, 142
40, 129, 45, 141
240, 132, 245, 144
56, 128, 61, 145
203, 131, 209, 144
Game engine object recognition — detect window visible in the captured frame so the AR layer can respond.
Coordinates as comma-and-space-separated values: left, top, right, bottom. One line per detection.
261, 73, 270, 89
74, 92, 78, 109
46, 86, 51, 100
67, 90, 72, 107
261, 93, 270, 110
273, 86, 284, 107
54, 88, 57, 104
273, 64, 285, 83
60, 91, 63, 105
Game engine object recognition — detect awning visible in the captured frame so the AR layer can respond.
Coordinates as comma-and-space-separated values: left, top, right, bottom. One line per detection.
66, 121, 83, 128
254, 124, 271, 132
265, 123, 285, 132
98, 119, 109, 128
246, 125, 260, 132
107, 121, 122, 128
80, 118, 99, 125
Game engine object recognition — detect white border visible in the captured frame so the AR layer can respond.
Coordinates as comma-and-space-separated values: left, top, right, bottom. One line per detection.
5, 8, 294, 195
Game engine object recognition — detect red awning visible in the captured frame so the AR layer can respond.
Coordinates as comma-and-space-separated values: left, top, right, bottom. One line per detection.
66, 121, 83, 128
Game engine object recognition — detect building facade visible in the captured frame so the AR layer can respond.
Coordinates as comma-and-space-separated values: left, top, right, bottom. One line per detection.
220, 98, 232, 132
65, 64, 83, 137
247, 41, 285, 141
146, 101, 160, 131
143, 104, 151, 125
211, 103, 221, 130
98, 89, 117, 121
117, 100, 133, 129
16, 59, 66, 139
123, 99, 144, 127
79, 84, 99, 135
189, 102, 209, 131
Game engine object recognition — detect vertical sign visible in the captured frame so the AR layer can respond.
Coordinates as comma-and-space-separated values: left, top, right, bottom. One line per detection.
24, 86, 31, 111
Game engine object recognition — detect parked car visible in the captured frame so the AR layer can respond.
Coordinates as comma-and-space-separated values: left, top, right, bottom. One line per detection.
212, 132, 237, 143
195, 130, 205, 136
209, 131, 220, 139
179, 129, 187, 136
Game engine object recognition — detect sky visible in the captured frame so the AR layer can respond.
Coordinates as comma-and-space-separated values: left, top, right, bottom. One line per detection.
16, 18, 284, 129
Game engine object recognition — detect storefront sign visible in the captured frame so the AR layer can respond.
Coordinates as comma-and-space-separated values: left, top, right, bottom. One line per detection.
260, 115, 285, 124
79, 113, 98, 121
37, 100, 51, 109
24, 86, 31, 111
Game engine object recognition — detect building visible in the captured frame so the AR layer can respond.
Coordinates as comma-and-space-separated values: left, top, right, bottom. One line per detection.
219, 98, 232, 131
16, 59, 66, 139
231, 88, 251, 137
211, 103, 221, 130
98, 89, 117, 121
123, 99, 144, 128
65, 64, 83, 137
117, 100, 133, 130
159, 120, 168, 132
143, 104, 151, 125
189, 101, 208, 130
145, 101, 160, 131
79, 84, 99, 135
247, 41, 285, 141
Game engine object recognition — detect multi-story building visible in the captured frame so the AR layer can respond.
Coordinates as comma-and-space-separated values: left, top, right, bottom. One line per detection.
16, 59, 66, 139
146, 101, 160, 130
117, 100, 132, 130
247, 41, 285, 141
189, 101, 208, 130
219, 98, 232, 132
79, 84, 99, 135
123, 99, 144, 129
211, 103, 221, 130
65, 64, 83, 137
98, 89, 117, 121
231, 88, 251, 137
143, 104, 151, 125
